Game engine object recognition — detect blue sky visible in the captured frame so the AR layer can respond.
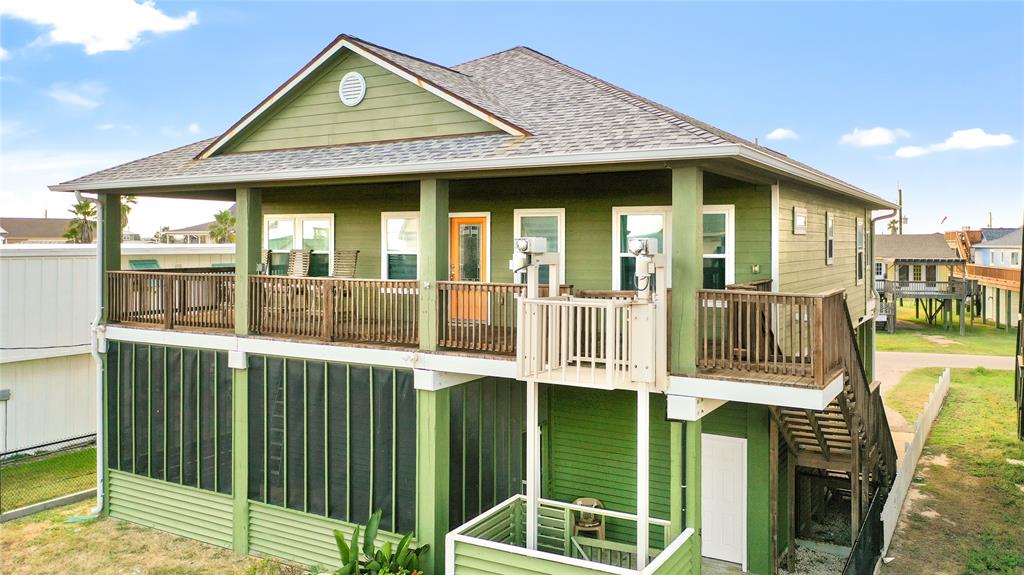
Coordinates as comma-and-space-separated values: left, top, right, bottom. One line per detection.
1, 1, 1021, 236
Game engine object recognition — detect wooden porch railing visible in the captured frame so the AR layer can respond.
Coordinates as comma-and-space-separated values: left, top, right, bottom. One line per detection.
875, 279, 969, 296
249, 275, 418, 345
107, 270, 235, 330
437, 281, 571, 355
696, 288, 846, 387
726, 278, 773, 292
966, 263, 1021, 289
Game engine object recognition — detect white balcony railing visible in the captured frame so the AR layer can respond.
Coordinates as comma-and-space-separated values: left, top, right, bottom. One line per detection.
516, 296, 659, 390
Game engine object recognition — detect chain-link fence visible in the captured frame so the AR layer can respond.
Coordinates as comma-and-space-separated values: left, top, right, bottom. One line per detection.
0, 434, 96, 514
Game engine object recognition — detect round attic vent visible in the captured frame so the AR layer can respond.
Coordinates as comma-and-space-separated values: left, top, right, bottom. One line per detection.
338, 71, 367, 107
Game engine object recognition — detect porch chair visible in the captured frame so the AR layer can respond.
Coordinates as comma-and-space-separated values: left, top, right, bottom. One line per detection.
287, 249, 313, 277
331, 250, 360, 278
572, 497, 606, 540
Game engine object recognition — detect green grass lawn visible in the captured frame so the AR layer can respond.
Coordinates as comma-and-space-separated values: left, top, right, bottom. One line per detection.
0, 446, 96, 512
876, 300, 1017, 356
881, 367, 1024, 575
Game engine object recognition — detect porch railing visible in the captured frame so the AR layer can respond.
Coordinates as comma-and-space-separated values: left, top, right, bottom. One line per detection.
966, 263, 1021, 288
249, 275, 418, 345
518, 296, 650, 389
696, 288, 846, 387
875, 279, 966, 296
447, 495, 692, 574
726, 278, 773, 292
437, 282, 571, 355
107, 270, 235, 330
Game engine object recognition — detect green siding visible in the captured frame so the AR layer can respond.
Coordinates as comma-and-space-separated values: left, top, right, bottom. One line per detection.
452, 541, 604, 575
248, 501, 412, 568
649, 534, 701, 575
544, 386, 673, 545
226, 51, 497, 153
262, 183, 418, 279
108, 470, 233, 548
702, 402, 774, 575
778, 182, 870, 320
705, 185, 772, 285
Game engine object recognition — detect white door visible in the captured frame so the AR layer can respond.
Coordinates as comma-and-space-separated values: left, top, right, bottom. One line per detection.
701, 433, 747, 567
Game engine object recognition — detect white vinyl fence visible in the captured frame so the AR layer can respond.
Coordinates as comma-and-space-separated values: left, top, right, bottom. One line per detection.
880, 367, 951, 554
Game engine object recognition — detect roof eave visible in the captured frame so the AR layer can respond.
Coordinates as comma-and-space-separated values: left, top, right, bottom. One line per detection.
49, 143, 897, 210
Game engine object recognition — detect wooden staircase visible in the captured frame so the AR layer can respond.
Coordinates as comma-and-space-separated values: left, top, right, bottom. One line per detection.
769, 297, 898, 535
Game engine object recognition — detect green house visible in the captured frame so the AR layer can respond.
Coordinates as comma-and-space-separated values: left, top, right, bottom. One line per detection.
52, 35, 900, 575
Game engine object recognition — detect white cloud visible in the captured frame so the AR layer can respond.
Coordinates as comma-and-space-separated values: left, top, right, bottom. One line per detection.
187, 122, 200, 135
0, 0, 198, 55
894, 128, 1017, 158
45, 81, 105, 109
839, 127, 910, 147
0, 46, 8, 60
766, 128, 798, 141
894, 146, 929, 158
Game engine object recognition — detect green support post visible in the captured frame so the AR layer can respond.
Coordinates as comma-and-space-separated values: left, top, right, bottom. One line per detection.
416, 389, 450, 575
670, 420, 684, 539
419, 179, 449, 351
98, 193, 121, 515
671, 166, 703, 375
231, 188, 260, 552
234, 188, 262, 336
685, 418, 702, 567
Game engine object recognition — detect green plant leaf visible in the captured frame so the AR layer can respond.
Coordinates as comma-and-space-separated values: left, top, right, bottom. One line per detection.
396, 533, 411, 558
380, 541, 392, 560
363, 510, 382, 558
334, 529, 351, 565
350, 525, 361, 561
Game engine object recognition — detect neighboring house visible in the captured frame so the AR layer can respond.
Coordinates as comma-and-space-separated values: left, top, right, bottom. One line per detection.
0, 217, 73, 243
968, 226, 1021, 329
0, 244, 235, 453
872, 233, 971, 333
161, 204, 237, 244
49, 36, 899, 575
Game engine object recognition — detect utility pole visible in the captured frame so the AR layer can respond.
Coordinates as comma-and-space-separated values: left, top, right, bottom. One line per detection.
898, 186, 903, 235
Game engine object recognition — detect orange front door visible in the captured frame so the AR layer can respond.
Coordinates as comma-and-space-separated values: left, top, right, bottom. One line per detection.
449, 216, 488, 321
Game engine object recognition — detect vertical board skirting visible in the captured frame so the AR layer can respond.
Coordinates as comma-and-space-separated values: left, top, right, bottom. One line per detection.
108, 470, 232, 547
248, 501, 412, 568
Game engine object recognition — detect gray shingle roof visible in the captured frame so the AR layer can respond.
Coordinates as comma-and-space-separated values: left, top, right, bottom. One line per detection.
52, 37, 892, 209
975, 227, 1022, 249
874, 233, 963, 261
0, 217, 72, 239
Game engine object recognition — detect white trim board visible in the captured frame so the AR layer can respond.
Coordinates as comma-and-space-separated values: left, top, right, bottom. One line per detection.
771, 182, 780, 291
103, 326, 517, 379
668, 373, 844, 411
703, 204, 735, 287
665, 395, 727, 421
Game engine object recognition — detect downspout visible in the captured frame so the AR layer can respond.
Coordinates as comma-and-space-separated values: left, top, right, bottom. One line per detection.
76, 190, 105, 515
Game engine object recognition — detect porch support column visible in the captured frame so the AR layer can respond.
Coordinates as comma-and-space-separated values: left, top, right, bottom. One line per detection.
419, 179, 449, 351
98, 193, 122, 319
525, 380, 540, 550
669, 421, 684, 538
685, 419, 702, 545
231, 188, 260, 553
97, 192, 120, 516
670, 166, 704, 375
416, 388, 450, 575
637, 383, 650, 568
234, 188, 262, 336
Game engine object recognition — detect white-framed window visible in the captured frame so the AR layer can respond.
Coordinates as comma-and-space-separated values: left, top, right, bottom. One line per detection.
514, 208, 565, 284
264, 214, 334, 276
611, 206, 672, 290
825, 212, 835, 266
381, 212, 419, 280
702, 205, 735, 290
912, 264, 922, 282
856, 217, 865, 285
1012, 251, 1020, 266
874, 261, 885, 279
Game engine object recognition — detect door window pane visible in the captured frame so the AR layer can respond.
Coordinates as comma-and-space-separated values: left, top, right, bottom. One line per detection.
267, 219, 294, 251
520, 215, 558, 284
703, 258, 726, 290
703, 213, 727, 255
459, 224, 482, 282
384, 215, 419, 279
619, 214, 664, 252
302, 220, 330, 252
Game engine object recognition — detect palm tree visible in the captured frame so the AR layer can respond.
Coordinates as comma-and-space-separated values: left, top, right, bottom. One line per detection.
64, 200, 97, 243
153, 225, 172, 243
886, 219, 899, 235
209, 209, 237, 243
121, 195, 137, 230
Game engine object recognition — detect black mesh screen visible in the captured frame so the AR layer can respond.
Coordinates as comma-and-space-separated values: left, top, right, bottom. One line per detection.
248, 355, 266, 501
394, 369, 416, 534
326, 363, 348, 521
266, 357, 285, 507
133, 344, 150, 476
216, 351, 232, 494
150, 346, 165, 480
198, 350, 216, 491
118, 343, 133, 471
180, 348, 199, 487
372, 368, 394, 532
285, 358, 305, 511
165, 347, 182, 484
348, 365, 371, 525
306, 361, 326, 516
106, 342, 119, 468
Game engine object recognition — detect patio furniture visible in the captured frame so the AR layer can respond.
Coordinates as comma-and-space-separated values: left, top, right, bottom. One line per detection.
287, 249, 313, 277
572, 497, 606, 540
331, 249, 360, 278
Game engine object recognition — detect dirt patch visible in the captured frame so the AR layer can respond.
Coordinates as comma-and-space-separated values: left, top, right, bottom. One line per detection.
780, 546, 846, 575
921, 453, 950, 467
922, 335, 963, 347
